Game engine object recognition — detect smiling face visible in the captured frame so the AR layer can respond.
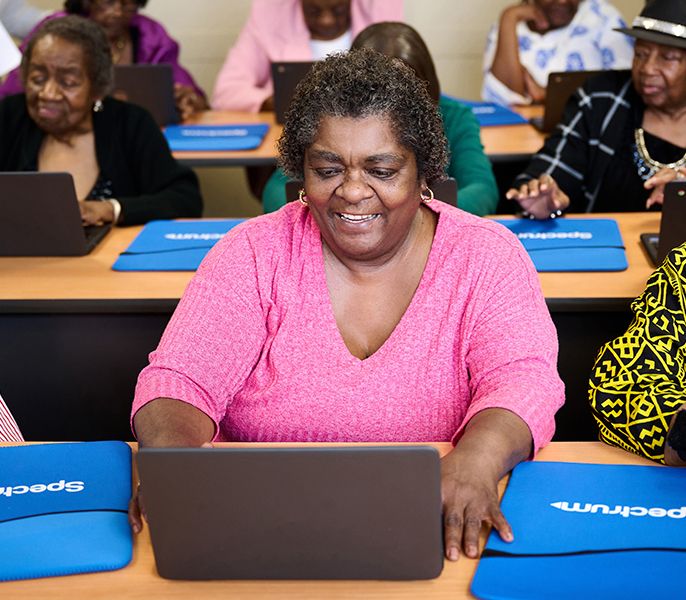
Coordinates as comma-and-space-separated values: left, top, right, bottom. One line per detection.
632, 39, 686, 113
534, 0, 580, 30
24, 34, 96, 138
303, 115, 425, 264
301, 0, 351, 41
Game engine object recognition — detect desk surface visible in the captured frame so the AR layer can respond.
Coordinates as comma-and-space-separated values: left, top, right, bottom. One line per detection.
0, 212, 659, 306
0, 442, 654, 599
171, 108, 545, 167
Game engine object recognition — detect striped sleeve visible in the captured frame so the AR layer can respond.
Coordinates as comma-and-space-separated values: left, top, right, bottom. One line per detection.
0, 394, 23, 442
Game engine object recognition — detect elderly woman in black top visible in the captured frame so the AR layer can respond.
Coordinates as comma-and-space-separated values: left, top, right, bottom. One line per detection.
0, 16, 202, 226
507, 0, 686, 219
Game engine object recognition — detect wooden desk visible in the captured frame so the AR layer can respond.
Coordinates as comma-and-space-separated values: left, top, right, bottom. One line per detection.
171, 111, 281, 167
480, 105, 545, 162
0, 213, 658, 441
0, 442, 654, 599
170, 108, 545, 168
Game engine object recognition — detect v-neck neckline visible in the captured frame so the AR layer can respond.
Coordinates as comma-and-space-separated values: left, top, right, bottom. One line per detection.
308, 204, 443, 366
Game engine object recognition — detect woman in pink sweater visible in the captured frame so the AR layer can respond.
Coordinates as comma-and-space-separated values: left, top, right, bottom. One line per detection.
131, 49, 565, 560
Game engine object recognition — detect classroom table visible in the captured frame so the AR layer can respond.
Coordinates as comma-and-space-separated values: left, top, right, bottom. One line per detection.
0, 213, 659, 441
170, 108, 546, 167
0, 441, 655, 599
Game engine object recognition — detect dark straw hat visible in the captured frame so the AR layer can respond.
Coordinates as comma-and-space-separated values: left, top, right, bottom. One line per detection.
616, 0, 686, 50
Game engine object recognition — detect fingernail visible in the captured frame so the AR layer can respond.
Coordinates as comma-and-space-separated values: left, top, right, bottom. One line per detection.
503, 531, 514, 542
448, 547, 459, 561
467, 544, 477, 558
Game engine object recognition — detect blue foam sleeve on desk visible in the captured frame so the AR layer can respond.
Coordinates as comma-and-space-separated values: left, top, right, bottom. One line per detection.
493, 218, 627, 271
164, 123, 269, 151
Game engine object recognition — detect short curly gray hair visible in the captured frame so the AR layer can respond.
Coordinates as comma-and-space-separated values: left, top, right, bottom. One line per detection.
20, 15, 113, 98
278, 48, 449, 184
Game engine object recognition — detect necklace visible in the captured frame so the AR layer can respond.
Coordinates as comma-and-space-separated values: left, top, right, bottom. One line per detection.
110, 37, 126, 64
634, 128, 686, 178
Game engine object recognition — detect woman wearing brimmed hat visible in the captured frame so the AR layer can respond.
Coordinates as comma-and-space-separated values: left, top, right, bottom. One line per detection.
506, 0, 686, 219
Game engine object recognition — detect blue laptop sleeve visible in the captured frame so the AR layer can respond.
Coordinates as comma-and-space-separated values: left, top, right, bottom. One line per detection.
0, 441, 132, 581
112, 219, 245, 271
449, 98, 528, 127
494, 218, 627, 271
164, 124, 269, 151
471, 461, 686, 600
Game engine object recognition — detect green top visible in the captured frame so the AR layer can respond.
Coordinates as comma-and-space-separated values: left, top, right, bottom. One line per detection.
262, 96, 499, 216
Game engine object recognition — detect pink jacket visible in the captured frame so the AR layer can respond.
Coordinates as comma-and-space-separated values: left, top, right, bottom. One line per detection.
211, 0, 404, 112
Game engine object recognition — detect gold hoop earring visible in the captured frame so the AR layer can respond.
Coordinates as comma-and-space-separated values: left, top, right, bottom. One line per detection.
298, 188, 308, 206
420, 186, 434, 203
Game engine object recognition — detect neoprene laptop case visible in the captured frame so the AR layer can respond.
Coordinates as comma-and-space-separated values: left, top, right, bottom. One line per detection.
471, 461, 686, 599
112, 219, 245, 271
494, 218, 627, 272
0, 441, 133, 581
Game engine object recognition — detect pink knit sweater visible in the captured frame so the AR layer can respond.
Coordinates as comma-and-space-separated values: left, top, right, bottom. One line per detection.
133, 201, 564, 450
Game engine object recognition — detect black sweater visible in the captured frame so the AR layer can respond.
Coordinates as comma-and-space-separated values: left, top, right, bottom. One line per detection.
0, 94, 202, 225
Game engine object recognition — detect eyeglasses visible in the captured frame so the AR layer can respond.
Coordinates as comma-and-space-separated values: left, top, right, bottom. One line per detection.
92, 0, 139, 14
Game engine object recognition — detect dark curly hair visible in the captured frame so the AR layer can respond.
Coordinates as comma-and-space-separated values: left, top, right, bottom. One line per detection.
64, 0, 148, 14
21, 15, 114, 98
278, 48, 449, 185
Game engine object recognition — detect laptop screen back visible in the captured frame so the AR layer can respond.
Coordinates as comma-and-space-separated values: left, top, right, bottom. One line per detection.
657, 181, 686, 264
0, 172, 99, 256
137, 446, 444, 580
538, 70, 603, 133
113, 64, 178, 126
271, 61, 315, 124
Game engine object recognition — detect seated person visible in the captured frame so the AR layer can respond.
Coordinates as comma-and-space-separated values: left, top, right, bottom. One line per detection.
589, 242, 686, 466
506, 0, 686, 219
482, 0, 633, 105
263, 22, 499, 217
211, 0, 403, 112
129, 49, 565, 560
0, 16, 202, 226
0, 393, 23, 442
0, 0, 207, 119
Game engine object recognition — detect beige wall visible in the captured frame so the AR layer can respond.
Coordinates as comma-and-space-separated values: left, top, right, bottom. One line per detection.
31, 0, 644, 216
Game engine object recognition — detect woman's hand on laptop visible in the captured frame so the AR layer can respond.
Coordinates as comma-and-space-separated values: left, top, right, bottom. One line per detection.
506, 174, 570, 219
440, 409, 532, 560
645, 167, 686, 209
79, 200, 115, 226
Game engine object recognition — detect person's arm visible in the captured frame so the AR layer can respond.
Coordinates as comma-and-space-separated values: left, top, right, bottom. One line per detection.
506, 84, 594, 215
114, 104, 202, 225
442, 408, 531, 559
443, 100, 498, 216
589, 243, 686, 465
211, 4, 274, 112
441, 233, 563, 558
489, 3, 544, 99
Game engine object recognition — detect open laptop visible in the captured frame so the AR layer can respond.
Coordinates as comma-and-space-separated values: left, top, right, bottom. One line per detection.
530, 70, 603, 133
113, 64, 179, 126
640, 180, 686, 266
137, 446, 444, 580
0, 172, 111, 256
271, 61, 315, 124
285, 178, 459, 208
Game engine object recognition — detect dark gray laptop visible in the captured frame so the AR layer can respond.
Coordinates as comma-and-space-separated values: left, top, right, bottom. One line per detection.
531, 70, 603, 133
0, 172, 111, 256
137, 446, 444, 580
640, 180, 686, 266
113, 64, 179, 126
285, 178, 459, 208
271, 61, 315, 124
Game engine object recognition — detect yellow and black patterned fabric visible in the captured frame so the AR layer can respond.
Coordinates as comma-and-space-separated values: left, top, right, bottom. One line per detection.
589, 242, 686, 463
